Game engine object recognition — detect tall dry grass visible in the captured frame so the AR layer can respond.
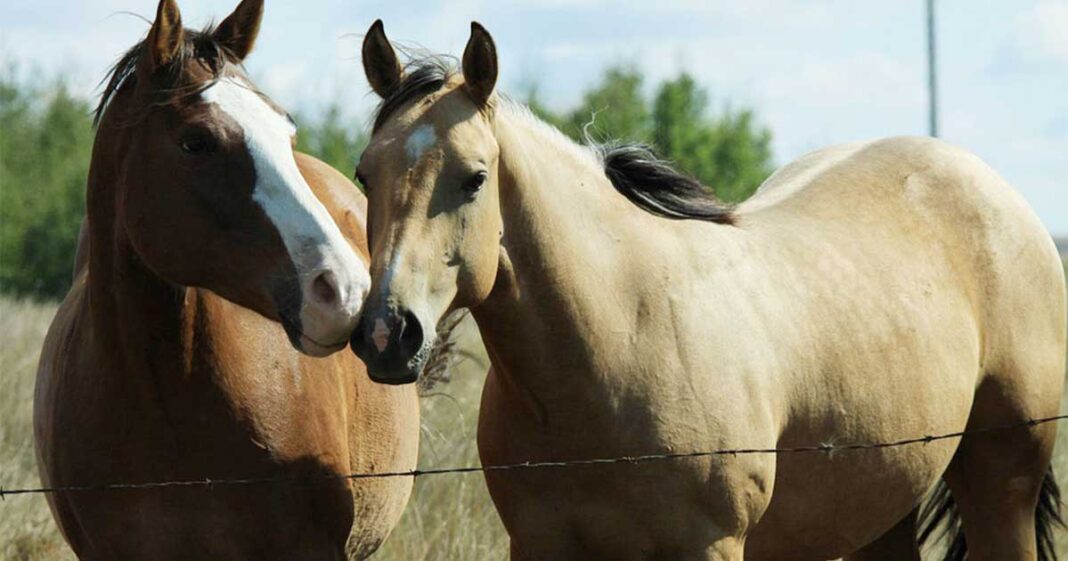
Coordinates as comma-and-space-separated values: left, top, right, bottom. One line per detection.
0, 298, 509, 560
372, 317, 510, 560
1, 290, 1066, 559
0, 299, 69, 559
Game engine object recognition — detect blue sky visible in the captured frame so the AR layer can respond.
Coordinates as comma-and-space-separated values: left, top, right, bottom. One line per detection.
2, 0, 1066, 234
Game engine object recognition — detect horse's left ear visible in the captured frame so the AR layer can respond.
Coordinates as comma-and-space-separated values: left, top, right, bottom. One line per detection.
214, 0, 264, 61
363, 20, 402, 98
462, 22, 498, 106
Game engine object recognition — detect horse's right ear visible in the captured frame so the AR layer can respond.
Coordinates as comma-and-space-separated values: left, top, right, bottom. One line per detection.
462, 22, 497, 107
142, 0, 185, 75
214, 0, 264, 62
362, 20, 401, 98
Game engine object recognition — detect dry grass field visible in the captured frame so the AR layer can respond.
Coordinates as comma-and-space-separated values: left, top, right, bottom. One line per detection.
0, 298, 511, 561
3, 264, 1067, 559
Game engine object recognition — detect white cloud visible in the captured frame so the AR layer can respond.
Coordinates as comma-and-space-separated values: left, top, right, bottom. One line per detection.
1015, 1, 1068, 63
1, 0, 1064, 233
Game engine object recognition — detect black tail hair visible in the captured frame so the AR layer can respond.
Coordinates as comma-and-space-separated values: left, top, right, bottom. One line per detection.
918, 467, 1064, 560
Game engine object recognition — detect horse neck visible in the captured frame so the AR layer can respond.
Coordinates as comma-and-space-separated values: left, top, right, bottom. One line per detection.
83, 122, 188, 374
473, 106, 635, 401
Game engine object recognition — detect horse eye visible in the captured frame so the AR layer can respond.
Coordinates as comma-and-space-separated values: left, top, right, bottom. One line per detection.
462, 171, 488, 194
179, 135, 214, 156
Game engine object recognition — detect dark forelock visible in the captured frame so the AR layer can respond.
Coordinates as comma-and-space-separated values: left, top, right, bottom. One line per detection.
371, 55, 456, 133
94, 25, 237, 126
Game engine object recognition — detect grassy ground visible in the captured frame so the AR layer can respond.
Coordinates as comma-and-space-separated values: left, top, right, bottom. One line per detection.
2, 287, 1067, 559
0, 299, 69, 560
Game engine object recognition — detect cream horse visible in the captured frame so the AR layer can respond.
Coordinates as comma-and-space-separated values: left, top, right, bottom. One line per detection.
350, 21, 1066, 561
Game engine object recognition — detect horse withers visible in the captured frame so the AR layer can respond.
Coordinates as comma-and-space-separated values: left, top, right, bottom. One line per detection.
352, 21, 1065, 561
34, 2, 419, 559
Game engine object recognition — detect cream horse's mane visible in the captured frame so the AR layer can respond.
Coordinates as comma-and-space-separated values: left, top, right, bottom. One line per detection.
370, 55, 596, 165
371, 55, 736, 224
496, 97, 604, 169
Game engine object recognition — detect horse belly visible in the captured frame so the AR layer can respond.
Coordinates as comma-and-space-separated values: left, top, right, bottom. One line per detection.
747, 352, 978, 558
479, 368, 778, 560
746, 440, 953, 559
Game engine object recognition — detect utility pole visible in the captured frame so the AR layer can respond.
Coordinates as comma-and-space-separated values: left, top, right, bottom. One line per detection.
927, 0, 939, 137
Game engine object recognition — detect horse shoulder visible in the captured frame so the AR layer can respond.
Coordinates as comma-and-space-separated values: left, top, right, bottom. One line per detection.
33, 273, 92, 551
35, 273, 91, 446
196, 291, 417, 545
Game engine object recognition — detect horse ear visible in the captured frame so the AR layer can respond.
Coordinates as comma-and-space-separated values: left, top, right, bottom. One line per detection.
214, 0, 264, 61
362, 20, 402, 98
143, 0, 185, 74
462, 22, 498, 106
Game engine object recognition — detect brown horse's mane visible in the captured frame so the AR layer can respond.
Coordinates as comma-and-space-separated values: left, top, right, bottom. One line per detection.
94, 24, 236, 126
370, 55, 734, 225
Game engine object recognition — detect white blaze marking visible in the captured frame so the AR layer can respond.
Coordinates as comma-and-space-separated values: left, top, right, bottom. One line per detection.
200, 78, 368, 318
373, 318, 391, 352
405, 124, 436, 163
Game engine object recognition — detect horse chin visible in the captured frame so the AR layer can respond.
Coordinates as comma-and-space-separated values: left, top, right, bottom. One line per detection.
277, 315, 346, 357
368, 368, 420, 386
356, 344, 427, 386
298, 334, 348, 358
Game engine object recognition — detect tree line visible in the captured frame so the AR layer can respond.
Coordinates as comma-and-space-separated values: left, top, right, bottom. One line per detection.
0, 65, 773, 300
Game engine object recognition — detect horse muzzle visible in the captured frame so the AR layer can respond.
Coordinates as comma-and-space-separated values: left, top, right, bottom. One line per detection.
350, 304, 427, 384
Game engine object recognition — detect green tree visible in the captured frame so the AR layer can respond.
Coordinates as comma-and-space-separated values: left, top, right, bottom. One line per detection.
540, 67, 773, 203
563, 66, 650, 143
0, 63, 774, 301
0, 70, 93, 299
520, 84, 568, 131
295, 103, 367, 183
652, 73, 773, 202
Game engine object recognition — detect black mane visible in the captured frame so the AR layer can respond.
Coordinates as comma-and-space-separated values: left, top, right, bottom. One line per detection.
599, 143, 734, 225
370, 53, 733, 225
94, 26, 233, 126
371, 55, 455, 133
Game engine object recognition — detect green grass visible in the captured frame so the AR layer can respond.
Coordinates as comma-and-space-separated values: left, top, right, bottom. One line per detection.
1, 295, 1066, 559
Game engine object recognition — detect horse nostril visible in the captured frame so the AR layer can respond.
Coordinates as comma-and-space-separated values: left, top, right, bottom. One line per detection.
310, 271, 339, 306
398, 308, 424, 356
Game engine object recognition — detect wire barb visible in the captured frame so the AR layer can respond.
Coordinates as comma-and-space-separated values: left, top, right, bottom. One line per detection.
2, 415, 1065, 498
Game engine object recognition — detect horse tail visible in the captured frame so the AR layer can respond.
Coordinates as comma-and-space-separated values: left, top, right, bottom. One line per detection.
917, 480, 966, 561
1036, 467, 1065, 561
917, 468, 1064, 561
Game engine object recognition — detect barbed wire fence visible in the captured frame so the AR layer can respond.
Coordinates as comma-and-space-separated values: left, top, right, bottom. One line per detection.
3, 414, 1066, 500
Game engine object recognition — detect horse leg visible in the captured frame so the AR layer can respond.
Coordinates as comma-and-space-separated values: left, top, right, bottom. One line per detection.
842, 508, 920, 561
938, 374, 1062, 561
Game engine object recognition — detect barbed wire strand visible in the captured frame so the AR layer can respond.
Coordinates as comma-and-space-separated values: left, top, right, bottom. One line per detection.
3, 414, 1065, 500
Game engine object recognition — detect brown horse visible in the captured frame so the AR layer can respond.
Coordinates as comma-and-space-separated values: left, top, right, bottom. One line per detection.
34, 2, 418, 559
352, 21, 1066, 561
